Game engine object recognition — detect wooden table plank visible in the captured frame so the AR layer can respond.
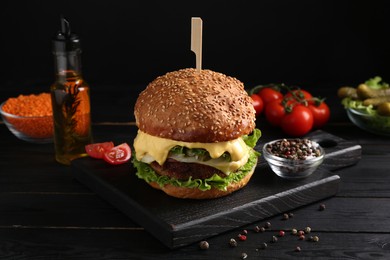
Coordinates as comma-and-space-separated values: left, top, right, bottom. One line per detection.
1, 221, 390, 259
0, 192, 137, 228
2, 195, 390, 232
335, 155, 390, 197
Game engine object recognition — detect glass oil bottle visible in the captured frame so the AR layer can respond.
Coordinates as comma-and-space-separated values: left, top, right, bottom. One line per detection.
50, 17, 93, 165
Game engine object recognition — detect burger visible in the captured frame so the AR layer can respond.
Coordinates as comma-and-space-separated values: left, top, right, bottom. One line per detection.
132, 68, 261, 199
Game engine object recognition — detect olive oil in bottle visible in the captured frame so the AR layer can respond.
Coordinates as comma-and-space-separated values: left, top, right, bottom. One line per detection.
50, 17, 93, 165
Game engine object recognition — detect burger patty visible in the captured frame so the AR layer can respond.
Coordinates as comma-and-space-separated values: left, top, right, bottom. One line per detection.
150, 158, 225, 180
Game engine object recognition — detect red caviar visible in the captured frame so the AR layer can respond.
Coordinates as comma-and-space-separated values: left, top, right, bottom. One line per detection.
3, 93, 52, 116
1, 93, 53, 138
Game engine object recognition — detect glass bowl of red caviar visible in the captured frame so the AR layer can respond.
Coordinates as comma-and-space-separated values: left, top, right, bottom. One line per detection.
0, 93, 54, 143
262, 138, 325, 179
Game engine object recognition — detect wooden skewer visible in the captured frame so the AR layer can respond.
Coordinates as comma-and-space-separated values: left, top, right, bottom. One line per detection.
191, 17, 203, 72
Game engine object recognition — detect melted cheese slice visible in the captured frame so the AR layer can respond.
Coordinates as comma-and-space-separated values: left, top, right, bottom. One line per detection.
133, 130, 249, 174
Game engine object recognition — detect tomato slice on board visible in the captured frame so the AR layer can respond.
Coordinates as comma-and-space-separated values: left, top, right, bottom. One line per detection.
85, 142, 114, 159
103, 143, 131, 165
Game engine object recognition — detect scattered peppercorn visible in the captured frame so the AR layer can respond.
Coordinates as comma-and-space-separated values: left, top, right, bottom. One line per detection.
319, 204, 326, 211
238, 234, 247, 241
312, 236, 320, 242
304, 227, 312, 234
254, 226, 259, 232
194, 208, 325, 253
260, 242, 268, 249
254, 226, 266, 232
254, 226, 260, 233
199, 240, 209, 250
229, 238, 238, 247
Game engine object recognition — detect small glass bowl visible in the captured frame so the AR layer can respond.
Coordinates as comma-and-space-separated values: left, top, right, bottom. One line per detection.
0, 101, 53, 143
262, 139, 325, 179
346, 108, 390, 136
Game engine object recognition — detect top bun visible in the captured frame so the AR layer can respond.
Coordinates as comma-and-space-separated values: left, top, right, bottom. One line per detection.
134, 68, 256, 143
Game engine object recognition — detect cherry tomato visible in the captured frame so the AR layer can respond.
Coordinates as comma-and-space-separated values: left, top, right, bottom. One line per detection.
251, 93, 264, 115
308, 101, 330, 129
281, 105, 313, 137
85, 142, 114, 159
265, 100, 286, 126
103, 143, 132, 165
258, 88, 283, 105
284, 89, 313, 103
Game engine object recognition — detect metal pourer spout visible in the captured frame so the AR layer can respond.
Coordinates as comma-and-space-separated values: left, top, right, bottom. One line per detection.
60, 16, 71, 37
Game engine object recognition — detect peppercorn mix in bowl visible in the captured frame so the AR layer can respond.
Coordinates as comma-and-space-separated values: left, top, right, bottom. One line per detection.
262, 138, 325, 179
0, 93, 54, 143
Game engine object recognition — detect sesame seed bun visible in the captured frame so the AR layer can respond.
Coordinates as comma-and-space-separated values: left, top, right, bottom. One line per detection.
134, 68, 256, 142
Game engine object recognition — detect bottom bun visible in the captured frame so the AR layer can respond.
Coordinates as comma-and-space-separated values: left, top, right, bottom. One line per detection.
148, 161, 257, 199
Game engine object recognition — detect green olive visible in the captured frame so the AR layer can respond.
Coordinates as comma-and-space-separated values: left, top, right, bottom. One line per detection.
337, 86, 358, 99
363, 97, 390, 107
357, 84, 390, 99
377, 102, 390, 116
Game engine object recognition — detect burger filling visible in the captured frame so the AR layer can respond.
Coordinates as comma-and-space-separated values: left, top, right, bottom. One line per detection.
133, 129, 261, 191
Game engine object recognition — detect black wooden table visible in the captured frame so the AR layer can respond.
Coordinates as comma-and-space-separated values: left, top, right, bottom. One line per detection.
1, 86, 390, 259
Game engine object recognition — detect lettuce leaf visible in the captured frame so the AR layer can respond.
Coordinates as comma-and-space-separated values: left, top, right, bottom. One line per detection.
242, 128, 261, 148
170, 145, 220, 161
342, 97, 376, 115
133, 148, 259, 192
365, 76, 389, 90
167, 128, 262, 161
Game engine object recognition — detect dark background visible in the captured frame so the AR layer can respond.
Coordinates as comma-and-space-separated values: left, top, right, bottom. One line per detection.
1, 0, 390, 119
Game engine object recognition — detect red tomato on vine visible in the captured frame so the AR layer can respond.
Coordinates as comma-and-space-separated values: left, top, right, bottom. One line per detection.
249, 83, 330, 135
250, 93, 264, 115
308, 101, 330, 129
258, 88, 283, 105
281, 105, 314, 137
265, 100, 286, 127
284, 89, 313, 102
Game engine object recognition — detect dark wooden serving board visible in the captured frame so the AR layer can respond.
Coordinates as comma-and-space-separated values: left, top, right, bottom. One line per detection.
71, 130, 361, 248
